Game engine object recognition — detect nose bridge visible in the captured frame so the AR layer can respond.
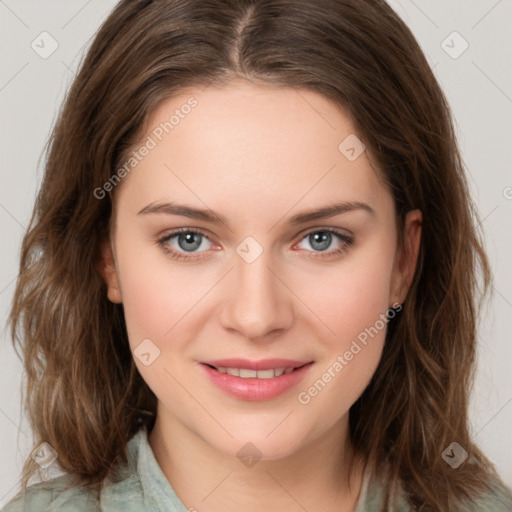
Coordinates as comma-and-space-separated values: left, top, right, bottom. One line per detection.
220, 242, 292, 340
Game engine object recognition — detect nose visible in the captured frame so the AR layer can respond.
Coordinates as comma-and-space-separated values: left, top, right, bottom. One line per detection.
219, 249, 294, 341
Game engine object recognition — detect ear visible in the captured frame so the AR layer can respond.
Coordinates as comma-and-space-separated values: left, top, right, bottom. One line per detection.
389, 209, 422, 306
98, 239, 123, 304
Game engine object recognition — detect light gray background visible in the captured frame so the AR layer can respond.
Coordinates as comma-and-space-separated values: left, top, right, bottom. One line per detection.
1, 0, 511, 506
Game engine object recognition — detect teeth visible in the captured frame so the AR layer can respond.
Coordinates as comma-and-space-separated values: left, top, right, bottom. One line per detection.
254, 369, 275, 379
214, 366, 293, 378
239, 368, 258, 378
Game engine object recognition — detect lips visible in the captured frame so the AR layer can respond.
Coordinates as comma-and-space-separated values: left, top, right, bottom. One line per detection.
198, 358, 314, 401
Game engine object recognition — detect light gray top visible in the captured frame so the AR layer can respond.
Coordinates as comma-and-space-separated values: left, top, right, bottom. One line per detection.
2, 427, 511, 511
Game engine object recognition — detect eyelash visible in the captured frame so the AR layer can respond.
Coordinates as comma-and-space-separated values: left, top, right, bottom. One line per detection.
157, 227, 354, 262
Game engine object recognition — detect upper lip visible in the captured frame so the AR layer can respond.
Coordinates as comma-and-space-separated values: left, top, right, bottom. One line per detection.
201, 358, 313, 371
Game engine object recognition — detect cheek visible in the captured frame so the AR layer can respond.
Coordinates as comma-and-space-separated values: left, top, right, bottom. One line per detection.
115, 239, 210, 345
292, 241, 394, 409
296, 246, 395, 346
115, 247, 205, 402
295, 283, 391, 431
335, 262, 392, 338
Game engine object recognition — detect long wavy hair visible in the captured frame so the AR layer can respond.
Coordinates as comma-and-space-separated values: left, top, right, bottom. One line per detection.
9, 0, 508, 510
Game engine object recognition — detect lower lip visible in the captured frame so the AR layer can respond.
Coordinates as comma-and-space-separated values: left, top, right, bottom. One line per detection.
199, 362, 314, 401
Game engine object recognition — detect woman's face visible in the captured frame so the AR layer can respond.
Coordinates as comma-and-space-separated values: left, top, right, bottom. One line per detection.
102, 79, 421, 461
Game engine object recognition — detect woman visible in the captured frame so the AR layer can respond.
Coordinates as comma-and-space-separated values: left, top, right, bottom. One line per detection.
4, 0, 512, 510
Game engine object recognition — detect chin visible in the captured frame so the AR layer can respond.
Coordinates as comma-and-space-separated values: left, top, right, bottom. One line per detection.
199, 422, 313, 463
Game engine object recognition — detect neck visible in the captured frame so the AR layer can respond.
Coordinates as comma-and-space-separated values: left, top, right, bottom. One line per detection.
149, 407, 365, 512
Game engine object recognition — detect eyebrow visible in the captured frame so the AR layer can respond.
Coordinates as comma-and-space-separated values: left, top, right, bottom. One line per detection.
137, 200, 374, 226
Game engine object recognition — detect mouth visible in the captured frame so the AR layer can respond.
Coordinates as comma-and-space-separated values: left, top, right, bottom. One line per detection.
198, 359, 315, 401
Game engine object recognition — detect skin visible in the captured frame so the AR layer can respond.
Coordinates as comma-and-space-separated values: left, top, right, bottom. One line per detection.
100, 78, 422, 512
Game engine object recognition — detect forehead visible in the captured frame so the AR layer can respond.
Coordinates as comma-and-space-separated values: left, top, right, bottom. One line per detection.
115, 80, 391, 221
148, 79, 357, 159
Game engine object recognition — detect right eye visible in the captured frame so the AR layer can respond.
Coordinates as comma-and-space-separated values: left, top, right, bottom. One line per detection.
157, 228, 217, 261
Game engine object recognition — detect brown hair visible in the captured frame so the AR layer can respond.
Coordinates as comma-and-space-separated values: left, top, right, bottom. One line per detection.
9, 0, 508, 510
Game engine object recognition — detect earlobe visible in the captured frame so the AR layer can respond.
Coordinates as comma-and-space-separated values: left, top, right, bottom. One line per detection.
390, 209, 422, 305
98, 240, 123, 304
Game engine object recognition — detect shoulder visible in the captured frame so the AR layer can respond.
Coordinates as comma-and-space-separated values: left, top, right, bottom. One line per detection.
358, 467, 512, 512
1, 444, 144, 512
1, 471, 148, 512
0, 474, 100, 512
463, 482, 512, 511
1, 430, 153, 512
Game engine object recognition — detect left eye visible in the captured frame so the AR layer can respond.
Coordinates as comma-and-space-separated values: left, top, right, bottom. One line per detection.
296, 230, 352, 253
